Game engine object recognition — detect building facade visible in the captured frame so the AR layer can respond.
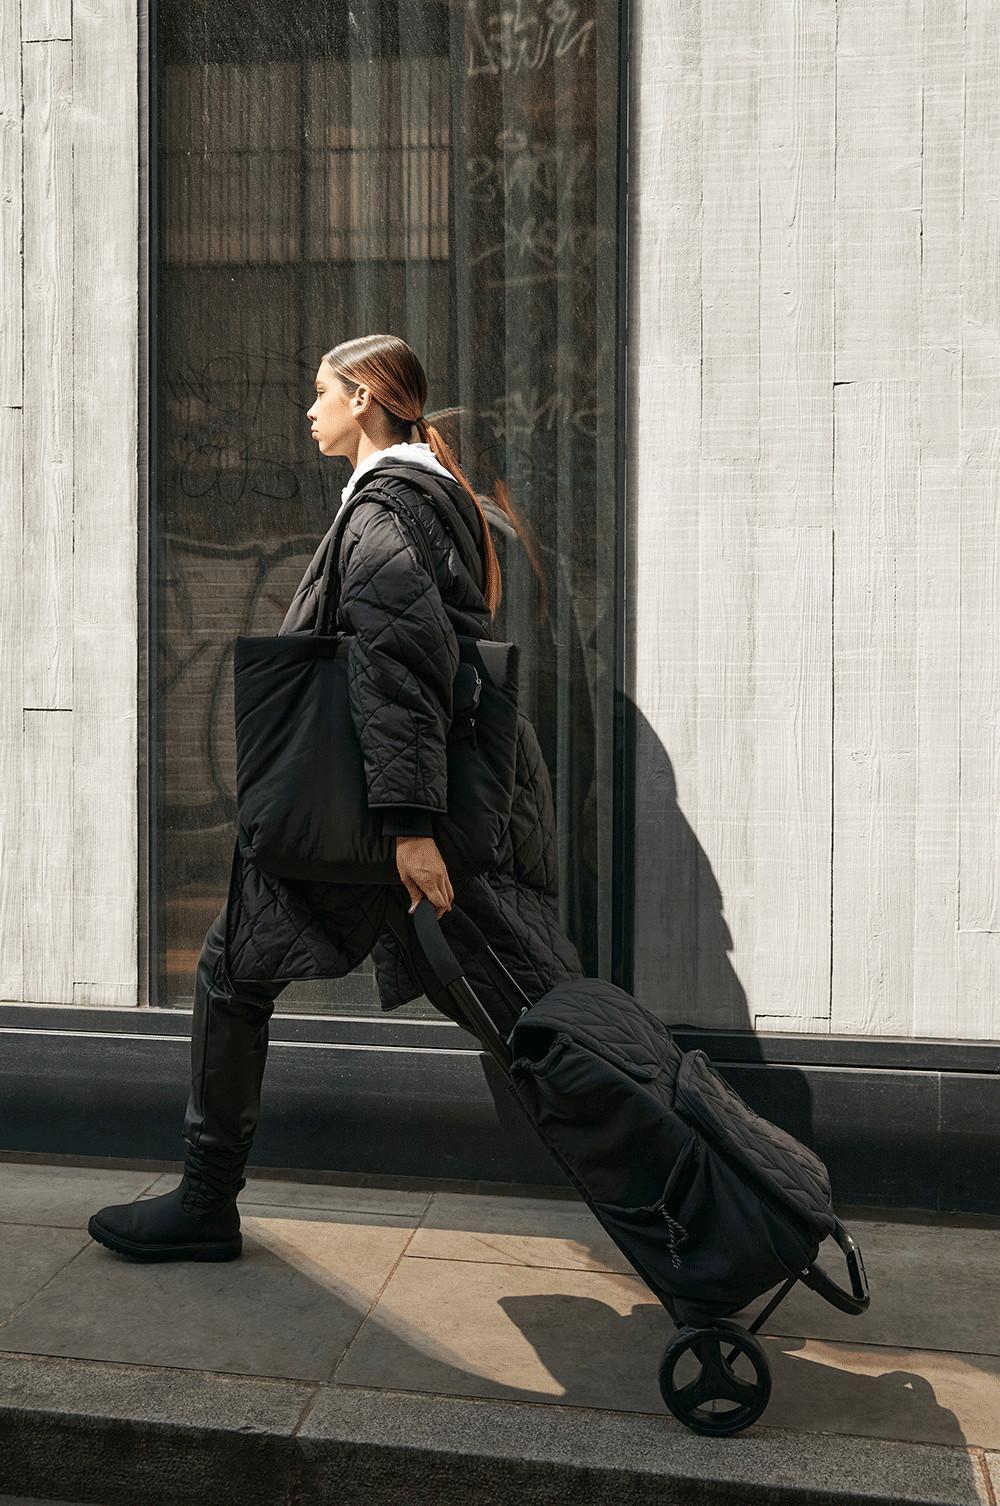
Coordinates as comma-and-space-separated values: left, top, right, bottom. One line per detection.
1, 0, 997, 1210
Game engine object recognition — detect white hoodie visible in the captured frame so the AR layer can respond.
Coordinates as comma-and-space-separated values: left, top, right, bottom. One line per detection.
339, 439, 457, 514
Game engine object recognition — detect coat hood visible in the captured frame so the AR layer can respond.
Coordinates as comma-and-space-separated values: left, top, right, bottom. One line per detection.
339, 440, 457, 512
278, 456, 486, 638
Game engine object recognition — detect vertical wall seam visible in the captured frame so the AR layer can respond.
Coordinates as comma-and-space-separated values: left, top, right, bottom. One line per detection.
829, 0, 839, 1028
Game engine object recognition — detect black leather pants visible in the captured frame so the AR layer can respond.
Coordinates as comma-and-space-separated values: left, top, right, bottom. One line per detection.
181, 885, 494, 1182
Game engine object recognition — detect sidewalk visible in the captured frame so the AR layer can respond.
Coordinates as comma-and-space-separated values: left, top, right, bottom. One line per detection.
0, 1155, 998, 1505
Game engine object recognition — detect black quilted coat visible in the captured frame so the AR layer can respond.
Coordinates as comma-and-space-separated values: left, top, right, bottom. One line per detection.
223, 457, 585, 1016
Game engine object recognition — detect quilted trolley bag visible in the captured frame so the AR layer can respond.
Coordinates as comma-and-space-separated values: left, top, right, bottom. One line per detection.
391, 897, 872, 1438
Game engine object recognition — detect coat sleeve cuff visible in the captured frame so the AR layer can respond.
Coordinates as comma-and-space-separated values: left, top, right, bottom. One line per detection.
379, 807, 437, 838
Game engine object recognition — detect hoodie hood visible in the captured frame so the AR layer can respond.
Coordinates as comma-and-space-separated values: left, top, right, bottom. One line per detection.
339, 441, 457, 514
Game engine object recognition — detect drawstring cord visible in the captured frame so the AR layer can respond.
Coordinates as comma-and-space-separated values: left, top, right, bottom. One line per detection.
657, 1204, 689, 1269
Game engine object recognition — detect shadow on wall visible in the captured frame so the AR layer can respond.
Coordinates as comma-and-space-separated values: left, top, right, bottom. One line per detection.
633, 702, 822, 1133
632, 705, 753, 1032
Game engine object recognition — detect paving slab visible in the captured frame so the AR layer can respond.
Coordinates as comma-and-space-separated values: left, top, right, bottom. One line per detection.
756, 1336, 1000, 1448
139, 1169, 432, 1217
409, 1189, 633, 1270
336, 1251, 667, 1408
0, 1206, 420, 1382
0, 1163, 161, 1228
731, 1213, 1000, 1355
0, 1225, 91, 1323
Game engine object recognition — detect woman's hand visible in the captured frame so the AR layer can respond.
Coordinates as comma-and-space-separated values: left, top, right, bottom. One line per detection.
395, 836, 454, 920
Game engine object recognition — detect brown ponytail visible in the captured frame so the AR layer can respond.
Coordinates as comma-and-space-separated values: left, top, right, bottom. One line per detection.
322, 334, 516, 616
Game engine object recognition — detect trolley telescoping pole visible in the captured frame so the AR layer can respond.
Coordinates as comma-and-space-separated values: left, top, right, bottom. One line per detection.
377, 889, 533, 1069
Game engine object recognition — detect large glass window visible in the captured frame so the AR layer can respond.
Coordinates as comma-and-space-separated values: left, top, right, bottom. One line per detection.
152, 0, 625, 1013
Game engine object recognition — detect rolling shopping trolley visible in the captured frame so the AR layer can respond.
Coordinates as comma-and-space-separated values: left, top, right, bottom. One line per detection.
394, 890, 871, 1438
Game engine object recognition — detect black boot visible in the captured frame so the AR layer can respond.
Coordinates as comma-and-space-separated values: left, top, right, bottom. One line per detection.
88, 1149, 246, 1263
89, 899, 278, 1262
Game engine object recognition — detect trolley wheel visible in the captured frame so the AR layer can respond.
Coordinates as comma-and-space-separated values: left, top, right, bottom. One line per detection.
658, 1319, 772, 1436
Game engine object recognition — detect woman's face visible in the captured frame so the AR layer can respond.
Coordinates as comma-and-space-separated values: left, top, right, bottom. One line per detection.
306, 362, 366, 460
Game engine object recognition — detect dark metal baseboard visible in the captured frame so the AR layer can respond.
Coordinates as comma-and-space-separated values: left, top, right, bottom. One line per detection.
1, 1004, 997, 1213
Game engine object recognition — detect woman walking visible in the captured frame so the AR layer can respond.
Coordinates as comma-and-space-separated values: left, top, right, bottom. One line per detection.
88, 333, 584, 1261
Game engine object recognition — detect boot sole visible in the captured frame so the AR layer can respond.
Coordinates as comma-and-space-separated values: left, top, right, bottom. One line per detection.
87, 1213, 243, 1262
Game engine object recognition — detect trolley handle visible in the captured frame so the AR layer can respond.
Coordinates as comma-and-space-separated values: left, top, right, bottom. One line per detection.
409, 891, 536, 1019
410, 895, 465, 987
407, 895, 525, 1067
800, 1218, 871, 1314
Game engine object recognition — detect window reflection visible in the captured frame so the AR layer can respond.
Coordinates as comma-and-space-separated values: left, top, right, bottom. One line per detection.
155, 1, 621, 1012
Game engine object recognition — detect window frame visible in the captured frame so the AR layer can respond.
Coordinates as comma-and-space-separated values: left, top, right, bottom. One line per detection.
141, 0, 635, 1044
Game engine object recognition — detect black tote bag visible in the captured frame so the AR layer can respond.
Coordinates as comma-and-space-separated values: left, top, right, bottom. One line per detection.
232, 473, 520, 885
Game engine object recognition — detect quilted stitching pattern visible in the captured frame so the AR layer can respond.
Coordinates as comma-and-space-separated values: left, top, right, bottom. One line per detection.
339, 496, 460, 810
675, 1051, 836, 1238
510, 979, 682, 1080
226, 831, 387, 983
498, 711, 560, 892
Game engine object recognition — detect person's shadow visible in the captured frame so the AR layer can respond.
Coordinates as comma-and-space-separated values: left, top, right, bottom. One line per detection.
468, 706, 817, 1187
484, 1295, 971, 1446
347, 1265, 969, 1451
320, 1266, 969, 1448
